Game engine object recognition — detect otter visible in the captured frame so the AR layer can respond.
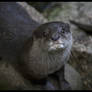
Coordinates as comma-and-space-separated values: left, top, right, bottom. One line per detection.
19, 22, 73, 90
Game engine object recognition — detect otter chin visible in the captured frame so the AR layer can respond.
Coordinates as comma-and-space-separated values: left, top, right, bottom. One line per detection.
48, 38, 65, 52
20, 21, 73, 80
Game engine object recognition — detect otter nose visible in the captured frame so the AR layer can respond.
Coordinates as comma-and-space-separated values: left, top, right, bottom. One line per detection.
51, 33, 60, 41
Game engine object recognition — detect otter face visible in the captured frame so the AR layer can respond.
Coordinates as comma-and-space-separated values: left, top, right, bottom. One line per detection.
33, 22, 72, 53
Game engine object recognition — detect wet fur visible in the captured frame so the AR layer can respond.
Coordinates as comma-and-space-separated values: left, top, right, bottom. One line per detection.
20, 22, 73, 80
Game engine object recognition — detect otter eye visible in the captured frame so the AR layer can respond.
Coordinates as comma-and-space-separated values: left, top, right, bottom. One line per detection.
43, 28, 50, 37
60, 27, 65, 34
58, 27, 65, 34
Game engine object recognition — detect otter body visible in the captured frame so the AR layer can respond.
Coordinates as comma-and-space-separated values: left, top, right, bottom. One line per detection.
20, 22, 73, 80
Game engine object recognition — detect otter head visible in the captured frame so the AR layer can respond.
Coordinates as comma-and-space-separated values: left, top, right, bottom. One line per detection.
33, 22, 72, 54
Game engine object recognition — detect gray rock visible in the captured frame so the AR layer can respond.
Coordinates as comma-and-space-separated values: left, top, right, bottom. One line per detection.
45, 2, 92, 90
0, 60, 32, 90
0, 2, 85, 90
65, 64, 83, 90
0, 2, 47, 60
0, 2, 47, 90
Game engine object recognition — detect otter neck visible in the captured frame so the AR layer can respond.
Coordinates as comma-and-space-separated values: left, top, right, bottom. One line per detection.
28, 38, 71, 75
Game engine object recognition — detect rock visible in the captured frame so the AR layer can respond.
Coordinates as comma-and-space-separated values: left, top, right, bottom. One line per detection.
0, 2, 47, 90
70, 38, 92, 90
44, 2, 92, 90
18, 2, 47, 23
65, 64, 83, 90
28, 2, 59, 13
0, 60, 32, 90
0, 2, 47, 60
70, 20, 92, 33
0, 2, 86, 90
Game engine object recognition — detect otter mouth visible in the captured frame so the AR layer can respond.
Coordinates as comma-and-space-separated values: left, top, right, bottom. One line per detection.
48, 38, 65, 52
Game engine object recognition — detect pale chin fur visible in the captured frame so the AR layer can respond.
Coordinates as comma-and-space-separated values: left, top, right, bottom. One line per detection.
48, 38, 65, 52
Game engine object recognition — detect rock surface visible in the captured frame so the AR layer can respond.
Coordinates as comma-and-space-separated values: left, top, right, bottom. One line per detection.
0, 2, 83, 90
65, 64, 82, 90
0, 2, 47, 90
44, 2, 92, 90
